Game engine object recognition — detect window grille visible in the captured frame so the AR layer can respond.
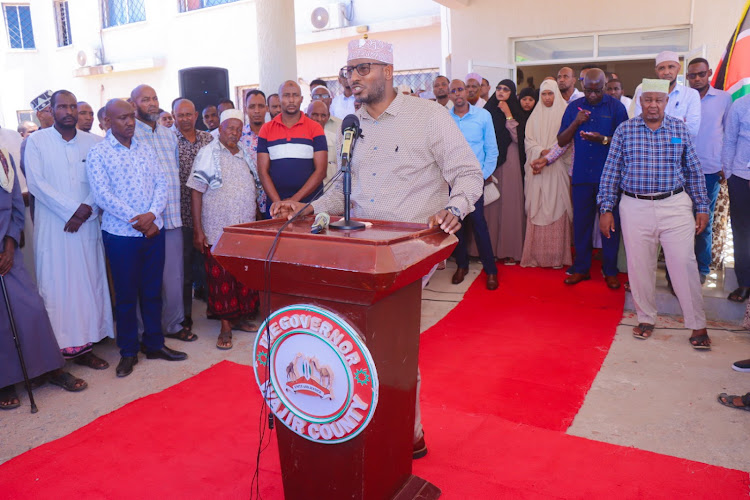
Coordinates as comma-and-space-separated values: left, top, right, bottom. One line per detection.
320, 69, 440, 97
178, 0, 239, 13
3, 4, 35, 49
101, 0, 145, 29
53, 1, 72, 47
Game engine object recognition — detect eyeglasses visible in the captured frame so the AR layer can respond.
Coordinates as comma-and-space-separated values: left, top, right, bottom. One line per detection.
449, 87, 465, 94
342, 62, 389, 78
496, 86, 511, 92
583, 88, 604, 95
311, 94, 331, 100
686, 71, 708, 79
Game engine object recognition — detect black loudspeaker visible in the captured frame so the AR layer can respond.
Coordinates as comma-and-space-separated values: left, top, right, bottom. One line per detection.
178, 67, 229, 130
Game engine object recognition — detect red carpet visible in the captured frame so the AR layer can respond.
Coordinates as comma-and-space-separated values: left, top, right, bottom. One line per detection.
1, 265, 748, 498
421, 261, 626, 431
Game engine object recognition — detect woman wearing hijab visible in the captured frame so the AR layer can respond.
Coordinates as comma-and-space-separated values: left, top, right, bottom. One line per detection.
484, 79, 527, 264
520, 79, 573, 268
518, 88, 538, 115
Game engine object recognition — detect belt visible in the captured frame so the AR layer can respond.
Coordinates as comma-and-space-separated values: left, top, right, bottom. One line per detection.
622, 186, 684, 201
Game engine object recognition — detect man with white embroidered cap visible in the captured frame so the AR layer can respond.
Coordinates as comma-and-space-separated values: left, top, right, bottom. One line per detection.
189, 109, 259, 350
598, 78, 711, 350
634, 51, 701, 139
271, 37, 483, 459
465, 72, 486, 108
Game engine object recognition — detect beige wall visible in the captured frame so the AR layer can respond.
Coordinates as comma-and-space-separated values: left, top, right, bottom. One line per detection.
296, 25, 441, 82
446, 0, 745, 82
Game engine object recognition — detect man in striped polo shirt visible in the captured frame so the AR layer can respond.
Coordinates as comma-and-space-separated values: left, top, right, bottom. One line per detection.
257, 80, 328, 218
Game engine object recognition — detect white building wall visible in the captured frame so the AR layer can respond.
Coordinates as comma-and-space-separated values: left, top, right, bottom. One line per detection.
0, 0, 260, 128
0, 0, 440, 128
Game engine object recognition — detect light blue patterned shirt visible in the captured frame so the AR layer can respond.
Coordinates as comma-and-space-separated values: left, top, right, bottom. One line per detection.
722, 94, 750, 181
86, 131, 167, 237
134, 119, 181, 230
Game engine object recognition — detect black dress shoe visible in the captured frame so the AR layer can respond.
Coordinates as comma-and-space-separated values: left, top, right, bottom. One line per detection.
116, 356, 138, 378
144, 346, 188, 361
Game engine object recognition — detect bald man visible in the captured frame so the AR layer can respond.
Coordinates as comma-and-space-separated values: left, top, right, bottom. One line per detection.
307, 100, 339, 182
86, 99, 187, 377
557, 67, 584, 103
173, 98, 213, 326
256, 80, 328, 217
558, 69, 628, 288
131, 84, 192, 342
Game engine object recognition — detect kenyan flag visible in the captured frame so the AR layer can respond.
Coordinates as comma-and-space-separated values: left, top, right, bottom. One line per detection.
712, 0, 750, 100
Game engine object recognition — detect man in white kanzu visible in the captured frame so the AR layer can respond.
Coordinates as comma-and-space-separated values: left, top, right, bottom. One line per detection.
24, 90, 114, 371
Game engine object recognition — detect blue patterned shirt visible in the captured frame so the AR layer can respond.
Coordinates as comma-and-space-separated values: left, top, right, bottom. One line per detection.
721, 94, 750, 181
598, 115, 709, 214
86, 131, 167, 237
134, 119, 181, 230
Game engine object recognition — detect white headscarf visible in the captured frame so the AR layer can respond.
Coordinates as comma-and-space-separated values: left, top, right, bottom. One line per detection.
523, 79, 572, 226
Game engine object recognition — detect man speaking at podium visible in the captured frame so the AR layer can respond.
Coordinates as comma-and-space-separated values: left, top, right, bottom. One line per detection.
271, 38, 483, 459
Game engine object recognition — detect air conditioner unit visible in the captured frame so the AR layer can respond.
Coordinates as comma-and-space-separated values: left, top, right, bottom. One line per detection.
310, 2, 349, 31
76, 46, 102, 67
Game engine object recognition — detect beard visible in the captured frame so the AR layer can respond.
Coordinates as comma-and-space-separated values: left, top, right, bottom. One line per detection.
137, 108, 160, 123
357, 79, 386, 105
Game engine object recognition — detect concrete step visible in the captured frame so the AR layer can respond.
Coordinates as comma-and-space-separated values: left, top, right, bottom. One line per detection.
623, 264, 747, 323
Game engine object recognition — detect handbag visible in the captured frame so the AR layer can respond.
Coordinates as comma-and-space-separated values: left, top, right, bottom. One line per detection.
483, 175, 500, 205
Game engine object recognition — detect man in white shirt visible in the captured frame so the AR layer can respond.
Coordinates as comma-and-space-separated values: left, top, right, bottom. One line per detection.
606, 79, 632, 111
433, 75, 453, 109
557, 67, 584, 103
465, 72, 486, 108
329, 68, 356, 119
633, 51, 701, 139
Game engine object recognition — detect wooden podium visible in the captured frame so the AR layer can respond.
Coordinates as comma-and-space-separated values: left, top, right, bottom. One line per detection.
213, 216, 456, 500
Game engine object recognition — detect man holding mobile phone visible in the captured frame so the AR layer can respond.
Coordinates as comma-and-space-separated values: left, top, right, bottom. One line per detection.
557, 68, 629, 289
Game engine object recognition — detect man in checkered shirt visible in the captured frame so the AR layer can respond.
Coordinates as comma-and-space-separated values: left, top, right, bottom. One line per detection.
597, 78, 711, 350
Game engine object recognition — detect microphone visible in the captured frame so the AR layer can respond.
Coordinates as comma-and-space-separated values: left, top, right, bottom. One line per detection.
330, 115, 365, 231
311, 212, 330, 234
340, 114, 360, 166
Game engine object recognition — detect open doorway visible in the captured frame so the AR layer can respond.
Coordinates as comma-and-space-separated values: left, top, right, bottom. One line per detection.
517, 59, 659, 99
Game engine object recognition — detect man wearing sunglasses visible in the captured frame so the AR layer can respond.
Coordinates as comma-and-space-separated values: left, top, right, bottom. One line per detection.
685, 58, 732, 290
271, 38, 483, 460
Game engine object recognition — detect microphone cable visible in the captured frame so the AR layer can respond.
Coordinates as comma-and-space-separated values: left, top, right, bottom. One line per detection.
251, 168, 345, 499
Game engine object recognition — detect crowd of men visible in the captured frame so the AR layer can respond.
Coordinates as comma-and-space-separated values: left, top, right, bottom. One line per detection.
1, 39, 749, 438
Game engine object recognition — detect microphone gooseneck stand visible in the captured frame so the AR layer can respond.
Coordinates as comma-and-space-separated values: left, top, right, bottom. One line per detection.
330, 119, 366, 232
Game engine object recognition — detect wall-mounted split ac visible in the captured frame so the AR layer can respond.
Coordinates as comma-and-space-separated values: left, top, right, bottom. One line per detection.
310, 2, 350, 31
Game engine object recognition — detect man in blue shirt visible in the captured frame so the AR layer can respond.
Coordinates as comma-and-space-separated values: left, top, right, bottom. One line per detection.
723, 94, 750, 303
598, 79, 710, 349
686, 58, 732, 283
448, 79, 499, 290
558, 68, 628, 288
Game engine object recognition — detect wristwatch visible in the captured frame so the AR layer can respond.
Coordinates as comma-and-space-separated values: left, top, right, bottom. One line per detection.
602, 136, 610, 146
445, 206, 462, 219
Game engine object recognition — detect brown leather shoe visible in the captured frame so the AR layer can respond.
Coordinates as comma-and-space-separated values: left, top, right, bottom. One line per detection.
486, 274, 498, 290
452, 268, 468, 284
564, 272, 590, 285
605, 275, 621, 289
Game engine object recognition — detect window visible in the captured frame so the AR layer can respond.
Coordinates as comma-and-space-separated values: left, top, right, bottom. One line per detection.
515, 36, 595, 63
3, 4, 35, 49
53, 1, 72, 47
101, 0, 145, 28
598, 29, 690, 58
16, 110, 38, 127
178, 0, 239, 13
